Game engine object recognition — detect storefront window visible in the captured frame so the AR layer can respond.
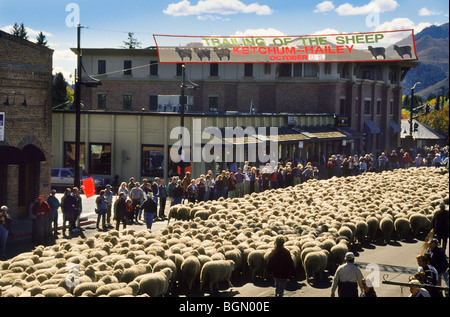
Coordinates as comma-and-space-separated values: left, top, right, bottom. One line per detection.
142, 145, 164, 177
64, 142, 85, 171
89, 143, 111, 175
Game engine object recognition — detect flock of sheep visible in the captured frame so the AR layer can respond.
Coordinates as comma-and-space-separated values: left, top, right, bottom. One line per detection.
0, 167, 448, 297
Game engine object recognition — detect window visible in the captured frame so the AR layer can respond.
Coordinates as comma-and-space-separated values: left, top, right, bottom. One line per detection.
277, 63, 318, 78
64, 142, 86, 171
123, 95, 132, 110
149, 95, 158, 111
244, 64, 253, 77
364, 100, 371, 115
304, 64, 317, 77
150, 61, 158, 76
124, 60, 132, 76
61, 169, 72, 178
210, 63, 219, 77
98, 94, 106, 109
89, 143, 111, 175
277, 64, 292, 77
209, 96, 218, 112
293, 64, 302, 77
98, 60, 106, 75
340, 63, 350, 78
51, 169, 59, 177
142, 145, 164, 177
376, 100, 381, 115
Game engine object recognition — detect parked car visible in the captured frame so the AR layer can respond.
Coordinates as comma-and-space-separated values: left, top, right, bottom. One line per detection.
51, 168, 105, 193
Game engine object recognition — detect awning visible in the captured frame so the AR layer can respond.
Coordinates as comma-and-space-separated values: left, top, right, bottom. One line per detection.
364, 119, 381, 134
390, 120, 402, 134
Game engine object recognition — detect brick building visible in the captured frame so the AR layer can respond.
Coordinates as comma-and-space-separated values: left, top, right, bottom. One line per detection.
74, 47, 416, 155
0, 30, 53, 219
50, 46, 417, 184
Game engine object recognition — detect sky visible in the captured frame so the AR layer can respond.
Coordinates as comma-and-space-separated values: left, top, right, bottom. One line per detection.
1, 0, 448, 84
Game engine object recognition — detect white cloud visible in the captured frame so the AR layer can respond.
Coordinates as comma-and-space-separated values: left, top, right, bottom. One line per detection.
312, 28, 341, 35
234, 28, 285, 37
1, 24, 53, 39
163, 0, 273, 17
335, 0, 398, 16
53, 49, 77, 61
314, 1, 335, 13
418, 7, 442, 16
375, 17, 431, 34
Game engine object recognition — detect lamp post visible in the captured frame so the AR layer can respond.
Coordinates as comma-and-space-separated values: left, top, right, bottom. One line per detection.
409, 82, 420, 140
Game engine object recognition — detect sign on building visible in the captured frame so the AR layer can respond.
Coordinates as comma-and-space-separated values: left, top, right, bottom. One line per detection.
154, 30, 417, 63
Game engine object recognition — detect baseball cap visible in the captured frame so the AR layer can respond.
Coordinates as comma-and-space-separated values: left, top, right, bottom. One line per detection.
345, 252, 355, 260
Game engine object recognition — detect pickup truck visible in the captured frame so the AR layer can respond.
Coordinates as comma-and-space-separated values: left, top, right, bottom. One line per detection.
51, 168, 105, 192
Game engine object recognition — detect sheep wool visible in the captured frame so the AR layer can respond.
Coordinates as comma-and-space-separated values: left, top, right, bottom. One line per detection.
200, 259, 235, 293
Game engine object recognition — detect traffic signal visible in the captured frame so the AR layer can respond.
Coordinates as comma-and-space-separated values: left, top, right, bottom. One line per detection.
413, 122, 419, 132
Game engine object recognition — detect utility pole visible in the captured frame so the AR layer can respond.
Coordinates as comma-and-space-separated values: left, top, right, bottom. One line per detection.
74, 24, 82, 189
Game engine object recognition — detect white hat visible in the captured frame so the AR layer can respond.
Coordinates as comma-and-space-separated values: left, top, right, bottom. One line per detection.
1, 205, 8, 211
345, 252, 355, 260
365, 278, 373, 288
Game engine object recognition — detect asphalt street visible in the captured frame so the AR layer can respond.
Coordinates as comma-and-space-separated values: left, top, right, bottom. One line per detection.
4, 193, 448, 298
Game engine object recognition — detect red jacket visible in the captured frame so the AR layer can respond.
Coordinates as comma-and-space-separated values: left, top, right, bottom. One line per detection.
32, 202, 51, 217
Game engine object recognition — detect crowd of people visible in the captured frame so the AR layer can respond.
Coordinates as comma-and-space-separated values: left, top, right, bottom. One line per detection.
158, 144, 450, 206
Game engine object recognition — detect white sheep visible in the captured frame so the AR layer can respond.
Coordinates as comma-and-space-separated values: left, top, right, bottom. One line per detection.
199, 259, 235, 293
394, 217, 411, 240
180, 256, 201, 291
247, 250, 268, 281
137, 268, 173, 297
366, 217, 379, 242
303, 250, 328, 283
409, 213, 432, 236
379, 217, 394, 243
328, 242, 348, 270
108, 281, 140, 297
355, 221, 368, 244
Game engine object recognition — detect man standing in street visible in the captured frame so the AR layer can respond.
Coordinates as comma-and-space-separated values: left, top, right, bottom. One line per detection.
32, 195, 51, 245
61, 188, 76, 235
105, 184, 114, 228
234, 168, 245, 198
73, 187, 83, 231
114, 192, 127, 231
158, 179, 168, 220
331, 252, 364, 297
46, 189, 60, 236
130, 182, 144, 223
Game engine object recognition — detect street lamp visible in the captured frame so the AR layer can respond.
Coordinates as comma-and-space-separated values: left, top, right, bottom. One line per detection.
409, 82, 420, 139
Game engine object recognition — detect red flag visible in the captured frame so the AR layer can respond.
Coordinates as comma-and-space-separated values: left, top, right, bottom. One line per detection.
82, 177, 96, 198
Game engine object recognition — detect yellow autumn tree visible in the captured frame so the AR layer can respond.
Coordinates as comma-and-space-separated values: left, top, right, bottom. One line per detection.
417, 99, 449, 136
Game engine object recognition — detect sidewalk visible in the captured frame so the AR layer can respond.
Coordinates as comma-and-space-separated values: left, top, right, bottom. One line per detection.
3, 194, 170, 260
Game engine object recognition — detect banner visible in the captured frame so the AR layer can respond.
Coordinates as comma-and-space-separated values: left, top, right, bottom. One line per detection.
154, 29, 417, 63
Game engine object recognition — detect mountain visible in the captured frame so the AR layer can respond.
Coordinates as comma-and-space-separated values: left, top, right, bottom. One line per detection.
402, 23, 449, 98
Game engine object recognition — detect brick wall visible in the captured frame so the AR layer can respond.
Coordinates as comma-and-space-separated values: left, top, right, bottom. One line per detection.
0, 30, 53, 219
